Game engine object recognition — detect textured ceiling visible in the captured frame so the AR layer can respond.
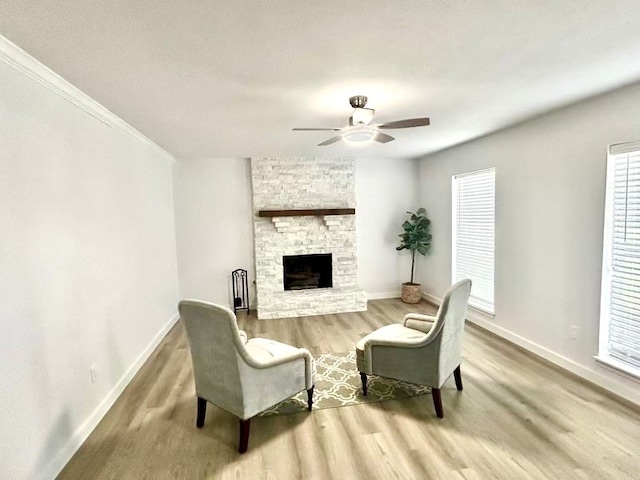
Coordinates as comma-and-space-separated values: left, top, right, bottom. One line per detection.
2, 1, 640, 159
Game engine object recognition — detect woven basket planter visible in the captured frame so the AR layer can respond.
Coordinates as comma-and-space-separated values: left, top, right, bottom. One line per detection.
401, 283, 422, 304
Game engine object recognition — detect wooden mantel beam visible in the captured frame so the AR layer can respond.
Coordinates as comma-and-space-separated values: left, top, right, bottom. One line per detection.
258, 208, 355, 217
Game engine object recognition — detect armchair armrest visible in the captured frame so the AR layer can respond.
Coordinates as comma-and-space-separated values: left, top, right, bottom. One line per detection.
403, 313, 436, 333
241, 338, 315, 389
361, 318, 442, 352
403, 313, 436, 324
246, 346, 312, 369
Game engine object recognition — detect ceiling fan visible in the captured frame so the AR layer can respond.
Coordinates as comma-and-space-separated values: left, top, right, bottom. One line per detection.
292, 95, 430, 146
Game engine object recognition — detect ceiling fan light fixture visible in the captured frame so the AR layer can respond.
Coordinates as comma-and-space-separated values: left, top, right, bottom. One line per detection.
351, 107, 375, 125
342, 125, 377, 143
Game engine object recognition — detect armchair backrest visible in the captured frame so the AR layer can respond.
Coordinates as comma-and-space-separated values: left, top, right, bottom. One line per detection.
178, 300, 247, 409
433, 279, 472, 381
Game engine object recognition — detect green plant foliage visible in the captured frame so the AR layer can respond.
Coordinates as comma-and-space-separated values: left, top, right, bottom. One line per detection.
396, 208, 432, 284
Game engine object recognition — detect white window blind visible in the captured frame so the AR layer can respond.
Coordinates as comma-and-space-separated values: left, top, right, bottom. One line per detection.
452, 168, 495, 314
599, 141, 640, 372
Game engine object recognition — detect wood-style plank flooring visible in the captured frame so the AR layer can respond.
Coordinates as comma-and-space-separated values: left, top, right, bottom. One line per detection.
59, 299, 640, 479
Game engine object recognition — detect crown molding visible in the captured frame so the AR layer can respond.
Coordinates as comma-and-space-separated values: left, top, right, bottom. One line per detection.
0, 34, 175, 162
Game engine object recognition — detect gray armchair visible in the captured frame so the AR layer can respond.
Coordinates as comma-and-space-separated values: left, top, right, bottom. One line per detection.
178, 300, 315, 452
356, 279, 472, 418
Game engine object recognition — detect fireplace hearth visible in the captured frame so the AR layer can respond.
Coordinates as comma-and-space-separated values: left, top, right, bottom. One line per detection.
283, 253, 332, 290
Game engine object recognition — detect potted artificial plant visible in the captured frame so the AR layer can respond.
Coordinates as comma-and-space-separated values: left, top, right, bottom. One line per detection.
396, 208, 432, 303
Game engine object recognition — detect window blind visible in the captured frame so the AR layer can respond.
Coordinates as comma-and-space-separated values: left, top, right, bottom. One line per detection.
601, 143, 640, 370
452, 168, 495, 314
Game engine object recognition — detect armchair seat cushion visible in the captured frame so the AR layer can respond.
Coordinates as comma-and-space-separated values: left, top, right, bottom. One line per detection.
356, 324, 427, 352
245, 337, 301, 362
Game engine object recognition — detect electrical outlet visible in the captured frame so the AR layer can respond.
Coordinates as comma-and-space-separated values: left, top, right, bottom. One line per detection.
90, 365, 98, 384
570, 326, 579, 340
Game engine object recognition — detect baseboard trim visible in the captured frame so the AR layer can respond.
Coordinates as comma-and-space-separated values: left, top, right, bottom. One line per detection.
367, 291, 400, 300
39, 313, 180, 480
421, 292, 640, 406
421, 292, 440, 306
0, 34, 174, 163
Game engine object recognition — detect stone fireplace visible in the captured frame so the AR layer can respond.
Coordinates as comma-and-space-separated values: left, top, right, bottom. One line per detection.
251, 157, 367, 319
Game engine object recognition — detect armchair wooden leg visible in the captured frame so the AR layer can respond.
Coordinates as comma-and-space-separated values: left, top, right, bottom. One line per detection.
454, 365, 463, 391
360, 372, 368, 396
196, 397, 207, 428
307, 386, 314, 411
432, 388, 444, 418
239, 419, 251, 453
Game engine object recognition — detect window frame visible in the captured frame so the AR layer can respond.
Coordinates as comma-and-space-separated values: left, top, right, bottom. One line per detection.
597, 141, 640, 379
452, 167, 496, 315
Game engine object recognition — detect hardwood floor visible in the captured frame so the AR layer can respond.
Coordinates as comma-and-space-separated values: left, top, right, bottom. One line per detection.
59, 299, 640, 479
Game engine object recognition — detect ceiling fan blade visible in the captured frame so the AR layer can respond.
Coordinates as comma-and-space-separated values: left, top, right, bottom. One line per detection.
318, 135, 343, 146
292, 127, 342, 131
373, 132, 395, 143
378, 117, 431, 129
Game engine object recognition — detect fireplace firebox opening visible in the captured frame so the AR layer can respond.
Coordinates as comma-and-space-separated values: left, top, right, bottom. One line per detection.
283, 253, 332, 290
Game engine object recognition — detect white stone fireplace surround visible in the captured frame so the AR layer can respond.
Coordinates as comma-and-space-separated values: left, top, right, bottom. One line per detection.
251, 157, 367, 319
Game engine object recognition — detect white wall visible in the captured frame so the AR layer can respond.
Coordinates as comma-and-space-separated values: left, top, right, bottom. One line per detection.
0, 47, 179, 478
418, 81, 640, 404
173, 158, 255, 307
173, 157, 419, 305
356, 157, 420, 297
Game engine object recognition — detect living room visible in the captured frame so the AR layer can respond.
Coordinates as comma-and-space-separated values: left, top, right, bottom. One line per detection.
2, 2, 640, 479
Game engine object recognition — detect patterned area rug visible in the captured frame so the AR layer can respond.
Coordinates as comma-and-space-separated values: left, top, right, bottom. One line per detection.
259, 351, 430, 416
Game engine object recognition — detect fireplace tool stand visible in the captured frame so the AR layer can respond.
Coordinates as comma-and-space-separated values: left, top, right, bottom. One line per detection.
231, 269, 250, 314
